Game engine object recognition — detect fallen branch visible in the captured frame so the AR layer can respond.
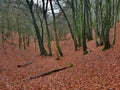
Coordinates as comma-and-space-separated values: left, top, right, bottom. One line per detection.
17, 61, 33, 68
30, 64, 73, 79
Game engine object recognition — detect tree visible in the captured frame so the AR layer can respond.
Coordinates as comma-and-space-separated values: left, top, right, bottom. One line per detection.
26, 0, 47, 55
49, 0, 63, 59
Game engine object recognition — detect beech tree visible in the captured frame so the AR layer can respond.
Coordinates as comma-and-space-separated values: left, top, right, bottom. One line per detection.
25, 0, 47, 55
49, 0, 63, 59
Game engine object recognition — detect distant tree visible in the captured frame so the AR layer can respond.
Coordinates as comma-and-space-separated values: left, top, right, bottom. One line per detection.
41, 0, 52, 56
49, 0, 63, 59
56, 0, 78, 51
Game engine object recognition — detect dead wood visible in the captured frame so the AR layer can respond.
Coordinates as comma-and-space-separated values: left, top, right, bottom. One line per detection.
30, 66, 69, 79
17, 62, 33, 68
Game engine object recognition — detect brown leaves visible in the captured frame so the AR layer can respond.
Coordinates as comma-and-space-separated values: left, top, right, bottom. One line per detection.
0, 23, 120, 90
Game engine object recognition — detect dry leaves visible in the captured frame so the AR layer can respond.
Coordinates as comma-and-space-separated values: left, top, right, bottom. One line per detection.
0, 23, 120, 90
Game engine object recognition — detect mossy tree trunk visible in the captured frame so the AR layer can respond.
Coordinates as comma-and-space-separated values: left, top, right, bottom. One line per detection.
103, 0, 111, 50
42, 0, 52, 56
17, 10, 22, 49
49, 0, 63, 59
26, 0, 47, 55
82, 0, 88, 54
71, 0, 79, 49
1, 14, 5, 43
112, 0, 120, 45
57, 0, 78, 50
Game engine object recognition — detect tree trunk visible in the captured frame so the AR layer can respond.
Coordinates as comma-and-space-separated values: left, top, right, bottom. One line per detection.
26, 0, 47, 55
43, 0, 52, 56
103, 34, 111, 50
50, 0, 63, 59
82, 0, 88, 54
71, 0, 79, 49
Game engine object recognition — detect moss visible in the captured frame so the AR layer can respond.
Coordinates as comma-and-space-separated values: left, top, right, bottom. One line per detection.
67, 63, 73, 68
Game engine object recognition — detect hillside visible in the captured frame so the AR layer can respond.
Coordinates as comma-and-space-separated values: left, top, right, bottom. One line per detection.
0, 23, 120, 90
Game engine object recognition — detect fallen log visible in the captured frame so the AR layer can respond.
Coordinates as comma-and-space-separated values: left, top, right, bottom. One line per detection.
30, 63, 73, 79
17, 61, 33, 68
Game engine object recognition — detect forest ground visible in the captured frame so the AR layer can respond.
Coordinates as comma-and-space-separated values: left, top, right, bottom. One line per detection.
0, 23, 120, 90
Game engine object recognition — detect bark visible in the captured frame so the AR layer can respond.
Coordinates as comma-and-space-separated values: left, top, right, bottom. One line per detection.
82, 0, 88, 54
26, 0, 47, 55
103, 34, 111, 50
17, 11, 22, 49
103, 0, 111, 50
71, 0, 79, 50
49, 0, 63, 59
43, 0, 52, 56
23, 35, 26, 50
57, 0, 78, 50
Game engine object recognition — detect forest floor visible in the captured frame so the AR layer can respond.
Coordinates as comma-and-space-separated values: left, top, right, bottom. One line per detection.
0, 23, 120, 90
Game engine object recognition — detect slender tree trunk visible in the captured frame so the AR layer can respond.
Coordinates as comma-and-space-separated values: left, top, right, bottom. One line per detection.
23, 35, 26, 50
37, 11, 44, 44
103, 32, 111, 50
84, 0, 93, 41
26, 0, 47, 55
113, 0, 120, 45
1, 15, 4, 43
103, 0, 111, 50
31, 10, 47, 55
17, 11, 22, 49
50, 0, 63, 59
57, 0, 78, 49
43, 0, 52, 56
26, 35, 30, 47
34, 38, 37, 52
71, 0, 79, 49
82, 0, 88, 54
